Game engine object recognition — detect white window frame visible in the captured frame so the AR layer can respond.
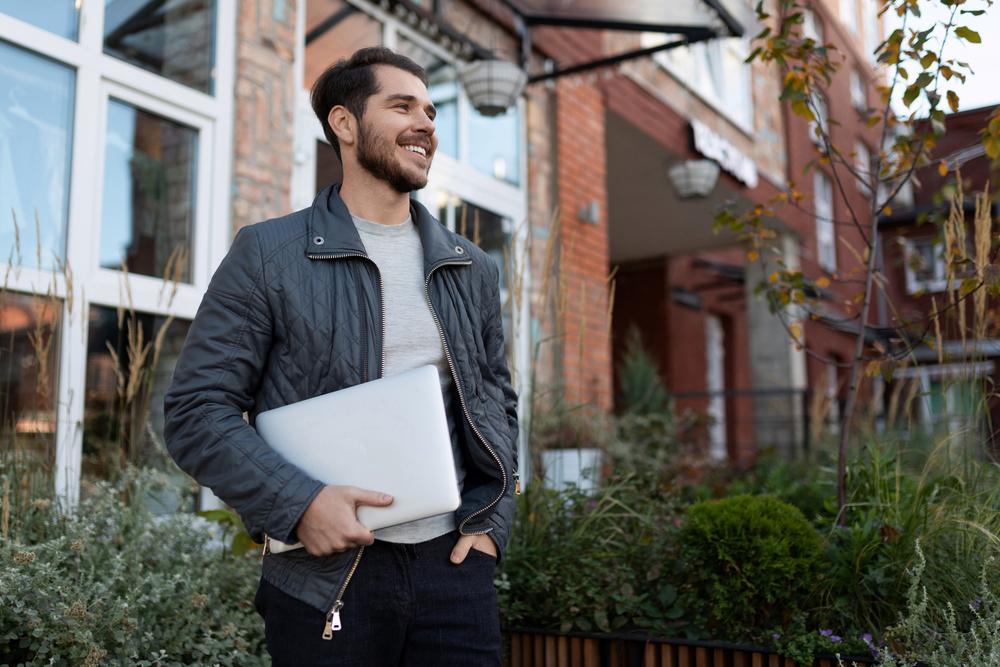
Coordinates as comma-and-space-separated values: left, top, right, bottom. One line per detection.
292, 0, 532, 481
803, 8, 824, 43
849, 69, 866, 112
854, 139, 872, 194
705, 314, 727, 460
0, 1, 236, 508
862, 0, 879, 60
903, 236, 947, 294
814, 170, 836, 272
810, 90, 828, 148
840, 0, 857, 33
640, 32, 754, 134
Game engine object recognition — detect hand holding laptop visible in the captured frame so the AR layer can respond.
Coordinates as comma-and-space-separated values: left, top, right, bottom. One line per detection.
296, 485, 394, 556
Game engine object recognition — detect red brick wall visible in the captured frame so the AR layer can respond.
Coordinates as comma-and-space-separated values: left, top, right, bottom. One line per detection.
555, 76, 613, 409
232, 1, 297, 230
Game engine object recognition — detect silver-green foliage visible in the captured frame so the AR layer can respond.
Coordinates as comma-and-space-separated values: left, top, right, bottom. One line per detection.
873, 541, 1000, 667
0, 470, 265, 666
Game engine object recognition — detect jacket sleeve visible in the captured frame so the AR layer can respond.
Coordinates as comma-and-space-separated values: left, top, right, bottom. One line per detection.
480, 260, 519, 560
163, 225, 324, 543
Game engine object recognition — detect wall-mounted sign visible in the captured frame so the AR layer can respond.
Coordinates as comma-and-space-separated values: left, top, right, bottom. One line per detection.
691, 119, 758, 189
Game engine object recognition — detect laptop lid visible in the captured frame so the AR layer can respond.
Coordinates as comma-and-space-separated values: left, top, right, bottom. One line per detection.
254, 365, 460, 531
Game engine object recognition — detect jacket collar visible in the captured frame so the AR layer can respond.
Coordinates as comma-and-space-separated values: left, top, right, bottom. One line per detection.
306, 183, 469, 272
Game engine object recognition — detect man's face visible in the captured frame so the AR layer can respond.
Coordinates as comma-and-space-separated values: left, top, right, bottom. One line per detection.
354, 65, 438, 193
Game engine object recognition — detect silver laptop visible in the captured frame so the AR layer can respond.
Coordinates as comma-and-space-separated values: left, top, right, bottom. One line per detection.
255, 365, 460, 550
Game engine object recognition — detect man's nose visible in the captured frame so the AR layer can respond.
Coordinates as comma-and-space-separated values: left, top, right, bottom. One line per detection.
414, 110, 435, 134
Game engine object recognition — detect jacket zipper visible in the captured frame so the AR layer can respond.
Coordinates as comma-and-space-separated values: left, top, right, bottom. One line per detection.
322, 544, 365, 639
424, 261, 508, 536
307, 250, 385, 638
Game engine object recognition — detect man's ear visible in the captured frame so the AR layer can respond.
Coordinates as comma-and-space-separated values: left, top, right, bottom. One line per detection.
328, 106, 356, 148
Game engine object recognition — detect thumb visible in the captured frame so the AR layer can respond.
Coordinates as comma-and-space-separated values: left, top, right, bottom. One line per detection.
353, 488, 394, 507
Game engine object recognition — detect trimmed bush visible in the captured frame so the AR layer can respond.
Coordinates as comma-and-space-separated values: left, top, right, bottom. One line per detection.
679, 494, 823, 640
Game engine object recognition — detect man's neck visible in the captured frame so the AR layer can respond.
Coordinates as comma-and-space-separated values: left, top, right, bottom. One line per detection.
339, 171, 412, 226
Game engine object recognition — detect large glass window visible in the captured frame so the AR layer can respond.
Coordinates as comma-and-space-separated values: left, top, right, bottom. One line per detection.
0, 290, 61, 458
100, 99, 198, 282
0, 1, 80, 40
464, 98, 520, 185
103, 0, 217, 94
439, 196, 514, 349
0, 41, 75, 271
82, 305, 193, 509
397, 34, 458, 159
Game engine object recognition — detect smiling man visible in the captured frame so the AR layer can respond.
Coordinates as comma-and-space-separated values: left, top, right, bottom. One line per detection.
164, 47, 518, 665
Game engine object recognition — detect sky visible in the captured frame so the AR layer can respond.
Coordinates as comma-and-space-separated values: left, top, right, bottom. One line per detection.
888, 1, 1000, 113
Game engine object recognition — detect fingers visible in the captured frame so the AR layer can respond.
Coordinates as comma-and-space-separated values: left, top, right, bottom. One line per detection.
450, 535, 473, 564
351, 487, 394, 507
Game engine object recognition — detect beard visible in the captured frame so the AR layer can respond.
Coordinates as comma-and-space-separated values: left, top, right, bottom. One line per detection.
355, 119, 429, 193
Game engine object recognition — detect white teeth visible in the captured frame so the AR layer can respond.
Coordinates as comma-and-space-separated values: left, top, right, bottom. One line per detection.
403, 145, 427, 156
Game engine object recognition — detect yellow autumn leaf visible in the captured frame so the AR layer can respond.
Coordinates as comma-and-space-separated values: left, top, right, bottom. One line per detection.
769, 271, 780, 283
747, 250, 760, 262
816, 277, 831, 288
789, 322, 802, 341
938, 161, 948, 177
882, 205, 893, 216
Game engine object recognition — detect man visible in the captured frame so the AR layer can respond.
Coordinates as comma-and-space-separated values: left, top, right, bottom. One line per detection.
164, 47, 518, 665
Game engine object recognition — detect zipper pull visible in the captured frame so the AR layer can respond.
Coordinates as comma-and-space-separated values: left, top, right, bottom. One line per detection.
322, 602, 344, 639
514, 471, 521, 496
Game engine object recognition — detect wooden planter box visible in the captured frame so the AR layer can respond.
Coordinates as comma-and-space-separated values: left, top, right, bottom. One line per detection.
504, 629, 875, 667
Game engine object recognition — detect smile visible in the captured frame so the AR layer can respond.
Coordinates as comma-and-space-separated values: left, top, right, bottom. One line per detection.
401, 144, 428, 157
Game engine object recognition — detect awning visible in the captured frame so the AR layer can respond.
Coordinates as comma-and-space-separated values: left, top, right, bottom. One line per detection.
499, 0, 748, 38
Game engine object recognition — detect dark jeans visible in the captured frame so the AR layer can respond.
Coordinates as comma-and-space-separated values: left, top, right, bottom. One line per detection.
254, 531, 501, 666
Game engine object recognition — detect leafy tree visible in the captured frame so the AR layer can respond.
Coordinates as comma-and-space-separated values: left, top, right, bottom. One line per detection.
715, 0, 1000, 519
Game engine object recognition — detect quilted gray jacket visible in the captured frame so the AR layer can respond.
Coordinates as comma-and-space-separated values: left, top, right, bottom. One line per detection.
163, 184, 518, 619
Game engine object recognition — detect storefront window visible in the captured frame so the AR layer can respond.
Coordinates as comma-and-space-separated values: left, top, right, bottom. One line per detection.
0, 41, 75, 272
397, 34, 458, 159
0, 1, 79, 40
104, 0, 217, 94
464, 99, 520, 185
82, 305, 193, 511
100, 99, 198, 282
0, 290, 60, 459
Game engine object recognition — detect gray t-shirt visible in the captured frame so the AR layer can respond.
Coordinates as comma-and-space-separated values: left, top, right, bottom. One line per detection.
351, 214, 464, 543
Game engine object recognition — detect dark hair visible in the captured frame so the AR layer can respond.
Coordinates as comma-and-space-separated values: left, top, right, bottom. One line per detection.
310, 46, 428, 160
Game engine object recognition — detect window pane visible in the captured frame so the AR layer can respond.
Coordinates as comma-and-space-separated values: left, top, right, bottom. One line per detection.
0, 41, 74, 272
444, 199, 510, 292
0, 291, 60, 461
0, 1, 79, 40
464, 98, 520, 185
82, 305, 194, 511
100, 99, 197, 282
397, 34, 458, 158
103, 0, 217, 94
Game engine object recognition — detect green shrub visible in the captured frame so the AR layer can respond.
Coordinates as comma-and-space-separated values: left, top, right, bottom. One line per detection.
498, 475, 689, 637
679, 494, 823, 641
0, 470, 265, 666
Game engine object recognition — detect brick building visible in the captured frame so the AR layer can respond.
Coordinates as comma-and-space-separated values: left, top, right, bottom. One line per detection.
877, 104, 1000, 442
1, 0, 900, 504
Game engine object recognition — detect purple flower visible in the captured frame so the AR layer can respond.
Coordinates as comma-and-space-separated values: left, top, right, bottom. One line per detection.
772, 632, 781, 642
970, 598, 983, 612
818, 629, 841, 643
862, 633, 874, 645
819, 629, 833, 637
